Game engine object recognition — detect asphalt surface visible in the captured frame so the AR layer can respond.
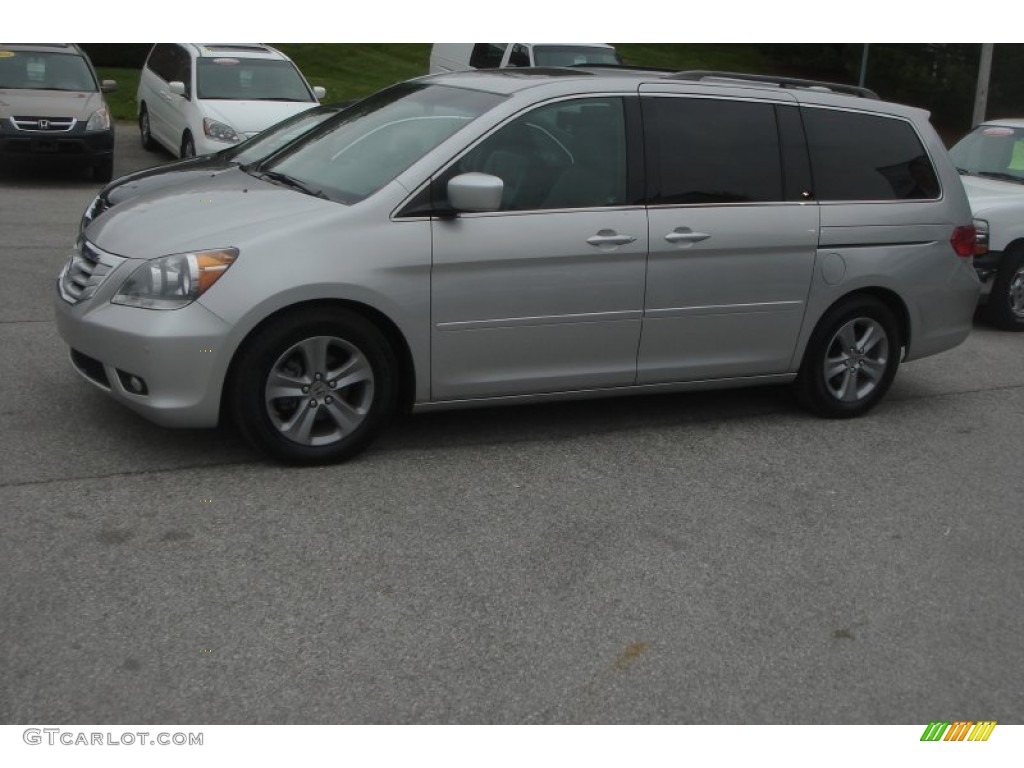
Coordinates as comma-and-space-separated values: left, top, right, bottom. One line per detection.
1, 123, 1022, 724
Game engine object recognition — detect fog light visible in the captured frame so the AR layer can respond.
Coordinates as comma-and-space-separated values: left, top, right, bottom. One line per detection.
116, 370, 149, 395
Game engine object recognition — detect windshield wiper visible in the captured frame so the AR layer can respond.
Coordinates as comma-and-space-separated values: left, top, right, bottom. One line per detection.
975, 170, 1024, 184
251, 168, 329, 199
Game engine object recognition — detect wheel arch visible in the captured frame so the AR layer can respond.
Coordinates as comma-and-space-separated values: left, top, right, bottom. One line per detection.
220, 298, 417, 423
797, 286, 911, 368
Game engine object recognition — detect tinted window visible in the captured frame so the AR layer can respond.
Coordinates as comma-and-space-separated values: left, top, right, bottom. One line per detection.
470, 44, 507, 69
507, 44, 530, 68
802, 108, 940, 201
445, 97, 627, 211
147, 44, 176, 82
644, 97, 783, 205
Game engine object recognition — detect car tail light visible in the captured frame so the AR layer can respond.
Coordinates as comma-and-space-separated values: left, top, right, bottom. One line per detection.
950, 225, 976, 259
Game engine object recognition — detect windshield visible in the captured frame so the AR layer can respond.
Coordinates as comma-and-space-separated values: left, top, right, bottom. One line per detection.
0, 50, 97, 91
532, 45, 620, 67
227, 106, 340, 164
197, 57, 313, 102
259, 83, 504, 204
949, 124, 1024, 183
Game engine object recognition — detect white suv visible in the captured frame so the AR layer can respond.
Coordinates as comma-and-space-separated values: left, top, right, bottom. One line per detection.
949, 119, 1024, 330
136, 43, 325, 158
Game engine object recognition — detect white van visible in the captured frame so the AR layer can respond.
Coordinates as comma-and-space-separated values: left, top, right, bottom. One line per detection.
429, 43, 620, 74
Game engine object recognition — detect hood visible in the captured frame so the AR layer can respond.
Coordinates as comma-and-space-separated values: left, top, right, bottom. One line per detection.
103, 155, 233, 207
960, 174, 1024, 213
88, 167, 342, 260
198, 99, 317, 136
0, 88, 104, 119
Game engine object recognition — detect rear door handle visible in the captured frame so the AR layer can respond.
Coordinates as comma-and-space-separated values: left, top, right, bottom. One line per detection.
587, 230, 637, 248
664, 228, 711, 245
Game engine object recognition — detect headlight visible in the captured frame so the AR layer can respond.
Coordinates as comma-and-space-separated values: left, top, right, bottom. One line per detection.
973, 218, 989, 256
85, 105, 110, 132
112, 248, 238, 310
203, 118, 240, 143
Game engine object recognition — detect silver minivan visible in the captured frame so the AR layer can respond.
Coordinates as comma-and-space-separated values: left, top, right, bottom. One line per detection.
56, 69, 981, 464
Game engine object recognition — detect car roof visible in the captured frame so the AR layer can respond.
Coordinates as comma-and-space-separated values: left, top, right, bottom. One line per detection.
0, 43, 84, 55
419, 67, 918, 115
189, 44, 288, 60
980, 118, 1024, 129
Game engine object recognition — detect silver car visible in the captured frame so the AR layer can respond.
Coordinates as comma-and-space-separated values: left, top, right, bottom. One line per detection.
56, 69, 981, 464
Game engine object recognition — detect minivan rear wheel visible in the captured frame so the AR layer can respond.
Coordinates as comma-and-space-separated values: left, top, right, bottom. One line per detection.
230, 308, 397, 464
795, 295, 900, 418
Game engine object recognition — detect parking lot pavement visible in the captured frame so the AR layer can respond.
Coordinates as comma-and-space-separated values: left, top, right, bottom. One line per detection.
1, 125, 1023, 724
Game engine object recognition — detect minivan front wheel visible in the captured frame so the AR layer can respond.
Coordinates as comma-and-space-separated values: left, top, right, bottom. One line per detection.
795, 296, 900, 418
139, 106, 157, 151
181, 132, 196, 158
230, 308, 397, 464
984, 248, 1024, 331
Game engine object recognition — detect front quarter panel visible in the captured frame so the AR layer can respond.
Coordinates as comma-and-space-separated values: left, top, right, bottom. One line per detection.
197, 211, 432, 404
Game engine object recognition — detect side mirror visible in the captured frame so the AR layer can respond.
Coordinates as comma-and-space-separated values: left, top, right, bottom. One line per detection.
448, 172, 503, 213
312, 86, 326, 100
101, 80, 117, 93
168, 81, 187, 97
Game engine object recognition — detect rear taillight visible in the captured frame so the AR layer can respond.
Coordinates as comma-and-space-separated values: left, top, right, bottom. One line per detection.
950, 225, 976, 259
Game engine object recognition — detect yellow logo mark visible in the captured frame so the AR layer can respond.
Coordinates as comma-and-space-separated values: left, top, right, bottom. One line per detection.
199, 348, 214, 353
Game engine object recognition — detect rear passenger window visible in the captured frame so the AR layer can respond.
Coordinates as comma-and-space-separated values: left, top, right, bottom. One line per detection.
643, 97, 783, 204
146, 44, 175, 82
802, 108, 940, 201
470, 44, 507, 70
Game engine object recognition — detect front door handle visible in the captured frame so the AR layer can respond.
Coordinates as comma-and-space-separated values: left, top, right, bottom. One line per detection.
664, 228, 711, 245
587, 230, 637, 248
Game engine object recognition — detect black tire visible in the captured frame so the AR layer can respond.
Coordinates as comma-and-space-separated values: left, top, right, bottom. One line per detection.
983, 248, 1024, 331
229, 307, 398, 465
92, 156, 114, 183
794, 295, 901, 418
139, 106, 157, 151
181, 132, 196, 159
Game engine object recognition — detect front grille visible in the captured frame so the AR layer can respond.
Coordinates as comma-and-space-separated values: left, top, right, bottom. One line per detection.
59, 238, 126, 305
9, 116, 77, 132
70, 349, 110, 389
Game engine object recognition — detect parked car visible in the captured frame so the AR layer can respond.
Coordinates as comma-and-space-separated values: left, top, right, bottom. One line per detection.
948, 119, 1024, 330
137, 43, 325, 159
429, 43, 620, 74
56, 68, 980, 465
0, 43, 116, 180
81, 101, 351, 232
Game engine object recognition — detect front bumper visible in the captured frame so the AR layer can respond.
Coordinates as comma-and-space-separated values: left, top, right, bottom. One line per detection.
0, 123, 113, 165
973, 250, 1002, 300
54, 274, 235, 428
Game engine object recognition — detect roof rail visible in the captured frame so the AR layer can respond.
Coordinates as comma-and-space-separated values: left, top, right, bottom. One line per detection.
665, 70, 880, 100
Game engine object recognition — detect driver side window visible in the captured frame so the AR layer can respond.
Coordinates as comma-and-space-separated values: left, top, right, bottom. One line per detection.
446, 97, 627, 212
